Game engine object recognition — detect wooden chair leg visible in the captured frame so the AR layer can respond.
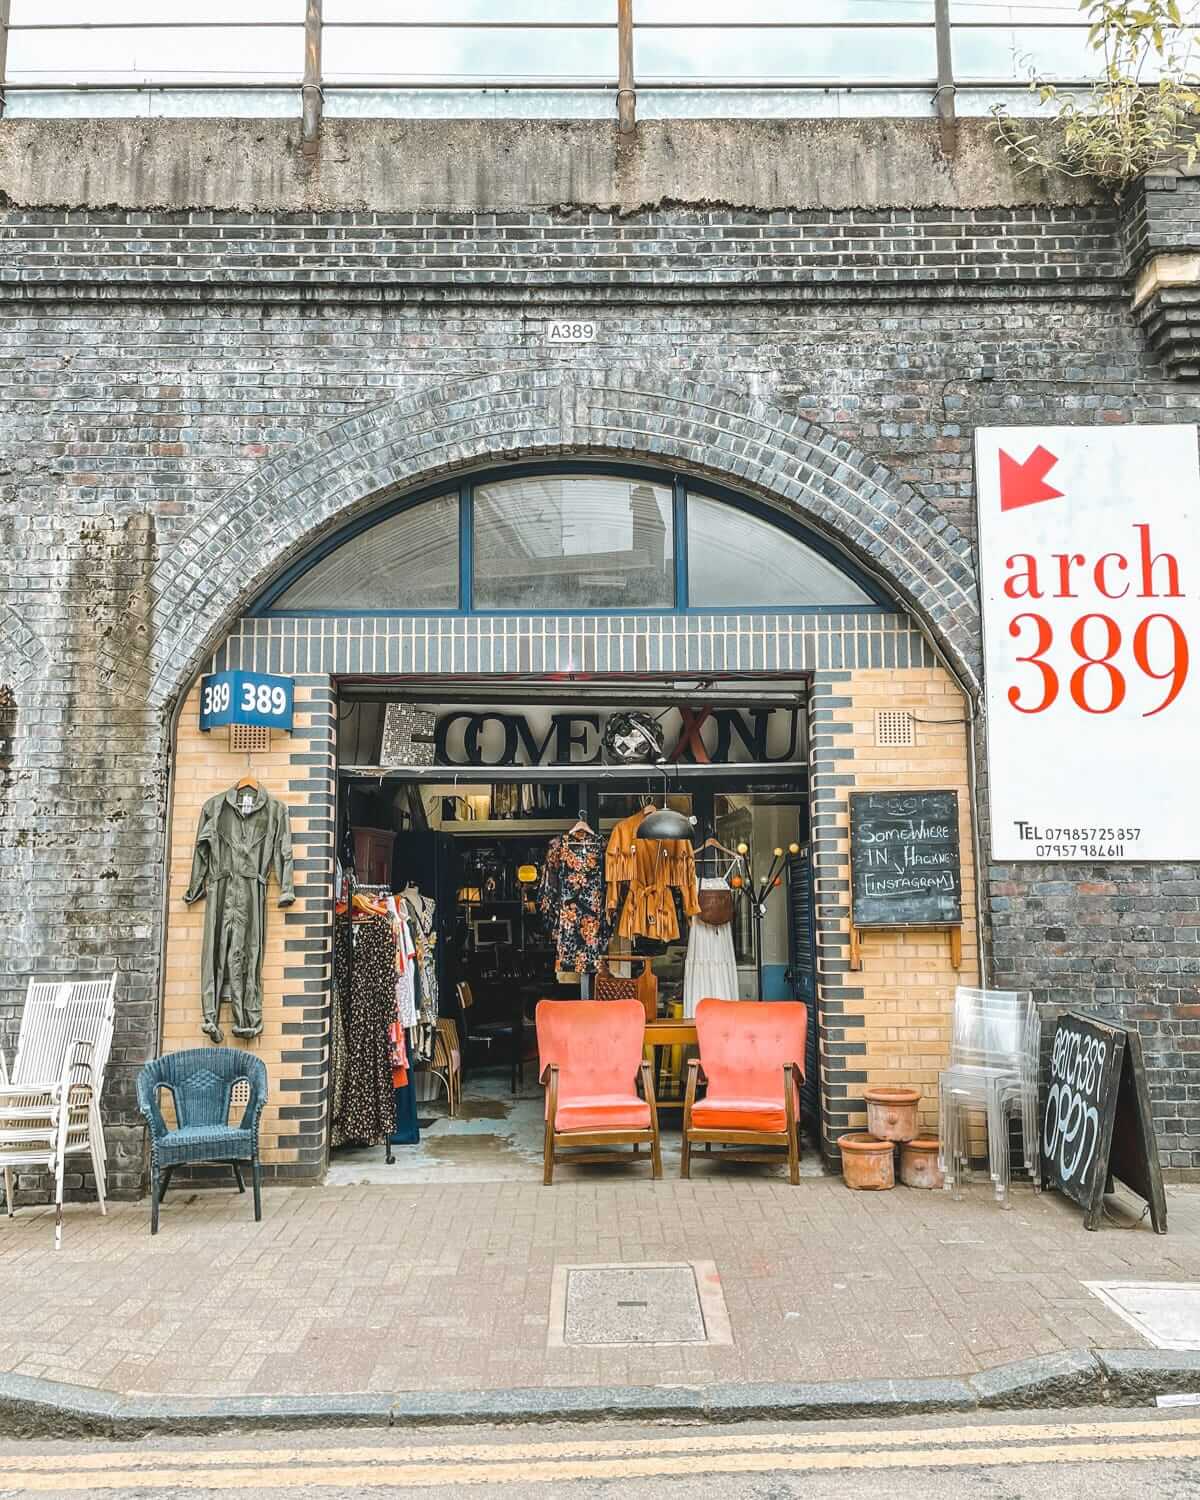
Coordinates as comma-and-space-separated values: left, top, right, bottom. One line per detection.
3, 1166, 13, 1217
681, 1058, 698, 1180
785, 1063, 800, 1186
641, 1060, 662, 1179
150, 1163, 161, 1236
543, 1066, 557, 1186
252, 1158, 262, 1222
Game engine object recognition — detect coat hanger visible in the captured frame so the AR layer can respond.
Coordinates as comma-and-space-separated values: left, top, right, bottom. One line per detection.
566, 808, 594, 838
236, 773, 259, 791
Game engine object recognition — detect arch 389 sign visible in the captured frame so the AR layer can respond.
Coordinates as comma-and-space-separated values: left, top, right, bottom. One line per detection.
976, 425, 1200, 860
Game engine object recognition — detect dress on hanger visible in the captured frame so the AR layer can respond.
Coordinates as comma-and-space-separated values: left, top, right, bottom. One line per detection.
338, 910, 398, 1145
330, 909, 354, 1149
403, 889, 439, 1062
683, 878, 740, 1016
386, 895, 418, 1028
605, 808, 700, 944
539, 830, 612, 973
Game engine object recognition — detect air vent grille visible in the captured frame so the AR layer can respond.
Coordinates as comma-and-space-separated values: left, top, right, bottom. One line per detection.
874, 710, 914, 748
229, 724, 271, 754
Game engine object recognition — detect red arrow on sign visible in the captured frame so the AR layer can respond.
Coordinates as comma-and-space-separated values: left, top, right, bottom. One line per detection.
999, 445, 1063, 511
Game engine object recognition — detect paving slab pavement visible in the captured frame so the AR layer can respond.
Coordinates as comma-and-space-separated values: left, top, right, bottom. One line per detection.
1, 1175, 1198, 1406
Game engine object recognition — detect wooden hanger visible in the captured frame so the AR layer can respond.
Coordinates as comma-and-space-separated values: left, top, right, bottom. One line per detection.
699, 834, 741, 859
351, 889, 386, 918
236, 773, 259, 791
565, 811, 595, 839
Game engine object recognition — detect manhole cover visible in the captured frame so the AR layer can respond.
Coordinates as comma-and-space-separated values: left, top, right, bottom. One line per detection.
1085, 1281, 1200, 1351
548, 1261, 732, 1348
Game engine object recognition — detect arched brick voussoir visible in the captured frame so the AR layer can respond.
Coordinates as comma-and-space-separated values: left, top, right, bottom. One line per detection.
135, 367, 981, 711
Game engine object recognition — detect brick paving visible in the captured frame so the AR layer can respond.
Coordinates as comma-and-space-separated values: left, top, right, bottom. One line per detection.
1, 1179, 1198, 1401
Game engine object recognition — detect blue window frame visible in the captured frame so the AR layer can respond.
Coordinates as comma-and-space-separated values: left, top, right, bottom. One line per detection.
253, 461, 892, 617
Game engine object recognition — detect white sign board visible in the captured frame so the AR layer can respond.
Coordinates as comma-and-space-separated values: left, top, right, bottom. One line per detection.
546, 321, 596, 344
976, 425, 1200, 861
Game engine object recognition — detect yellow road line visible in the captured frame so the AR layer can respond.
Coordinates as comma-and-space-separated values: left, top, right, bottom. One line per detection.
7, 1436, 1200, 1492
8, 1416, 1200, 1474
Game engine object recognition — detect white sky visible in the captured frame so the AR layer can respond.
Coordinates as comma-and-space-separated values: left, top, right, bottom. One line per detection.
6, 1, 1196, 86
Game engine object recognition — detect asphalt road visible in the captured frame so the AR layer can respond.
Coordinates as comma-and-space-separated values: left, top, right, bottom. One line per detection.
1, 1407, 1199, 1498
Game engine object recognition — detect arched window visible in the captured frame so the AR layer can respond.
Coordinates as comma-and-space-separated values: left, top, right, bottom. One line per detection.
257, 464, 886, 616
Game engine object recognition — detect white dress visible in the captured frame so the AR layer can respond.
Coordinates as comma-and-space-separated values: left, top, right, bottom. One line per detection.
386, 896, 418, 1027
683, 879, 739, 1017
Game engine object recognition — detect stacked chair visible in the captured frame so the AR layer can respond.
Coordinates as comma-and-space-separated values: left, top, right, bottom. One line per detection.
0, 976, 116, 1249
938, 985, 1041, 1207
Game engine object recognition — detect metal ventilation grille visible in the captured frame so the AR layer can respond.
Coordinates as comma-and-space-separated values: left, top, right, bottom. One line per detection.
230, 724, 271, 754
874, 710, 914, 748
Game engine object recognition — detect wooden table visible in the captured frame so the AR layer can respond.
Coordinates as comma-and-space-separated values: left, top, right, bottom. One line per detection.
643, 1018, 698, 1118
643, 1019, 698, 1048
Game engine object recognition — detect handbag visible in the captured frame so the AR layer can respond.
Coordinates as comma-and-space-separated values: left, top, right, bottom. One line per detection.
696, 880, 735, 928
593, 961, 637, 1003
596, 959, 659, 1022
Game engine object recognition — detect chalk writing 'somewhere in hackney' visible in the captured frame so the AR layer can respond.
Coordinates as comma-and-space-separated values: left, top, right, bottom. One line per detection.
849, 791, 962, 929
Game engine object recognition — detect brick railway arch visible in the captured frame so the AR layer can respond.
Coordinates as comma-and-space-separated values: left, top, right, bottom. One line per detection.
134, 366, 981, 717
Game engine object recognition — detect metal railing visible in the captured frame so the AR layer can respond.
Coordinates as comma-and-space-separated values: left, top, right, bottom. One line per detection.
0, 3, 1189, 146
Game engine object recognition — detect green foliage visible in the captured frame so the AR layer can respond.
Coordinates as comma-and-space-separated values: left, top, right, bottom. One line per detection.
992, 0, 1200, 188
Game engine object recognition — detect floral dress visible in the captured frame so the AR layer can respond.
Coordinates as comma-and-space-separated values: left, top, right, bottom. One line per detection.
338, 912, 398, 1146
539, 831, 613, 973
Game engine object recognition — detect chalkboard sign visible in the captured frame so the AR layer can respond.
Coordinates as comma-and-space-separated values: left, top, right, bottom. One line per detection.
1042, 1012, 1167, 1233
849, 790, 962, 929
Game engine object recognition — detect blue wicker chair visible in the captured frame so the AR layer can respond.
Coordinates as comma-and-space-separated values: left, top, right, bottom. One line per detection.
136, 1048, 268, 1235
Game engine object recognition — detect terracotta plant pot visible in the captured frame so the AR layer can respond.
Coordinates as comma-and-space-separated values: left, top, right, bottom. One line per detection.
863, 1085, 922, 1143
840, 1133, 895, 1190
899, 1136, 944, 1190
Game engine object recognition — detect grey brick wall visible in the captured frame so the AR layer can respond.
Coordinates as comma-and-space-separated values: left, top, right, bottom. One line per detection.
2, 201, 1198, 1186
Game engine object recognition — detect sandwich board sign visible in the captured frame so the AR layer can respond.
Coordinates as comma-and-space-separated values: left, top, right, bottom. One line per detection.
1042, 1012, 1167, 1234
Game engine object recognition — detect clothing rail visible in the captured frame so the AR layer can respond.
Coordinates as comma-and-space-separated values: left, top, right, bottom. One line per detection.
2, 2, 1189, 146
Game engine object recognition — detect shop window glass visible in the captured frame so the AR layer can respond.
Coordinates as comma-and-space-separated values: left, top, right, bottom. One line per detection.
687, 492, 873, 608
272, 494, 459, 611
473, 476, 674, 611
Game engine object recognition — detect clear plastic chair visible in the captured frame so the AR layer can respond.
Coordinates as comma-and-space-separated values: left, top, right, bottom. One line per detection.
938, 986, 1040, 1207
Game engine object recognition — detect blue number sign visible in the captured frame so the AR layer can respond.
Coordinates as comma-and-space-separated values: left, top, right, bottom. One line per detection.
198, 671, 294, 733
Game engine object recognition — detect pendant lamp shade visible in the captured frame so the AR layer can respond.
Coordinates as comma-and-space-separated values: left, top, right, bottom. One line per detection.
639, 808, 693, 841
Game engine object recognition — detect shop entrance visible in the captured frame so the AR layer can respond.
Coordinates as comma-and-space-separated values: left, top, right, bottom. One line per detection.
327, 682, 819, 1183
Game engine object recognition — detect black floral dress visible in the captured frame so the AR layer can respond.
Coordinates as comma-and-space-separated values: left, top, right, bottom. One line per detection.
539, 832, 613, 974
337, 912, 397, 1146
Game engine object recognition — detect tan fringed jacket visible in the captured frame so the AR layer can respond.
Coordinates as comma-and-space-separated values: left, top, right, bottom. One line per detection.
605, 808, 700, 943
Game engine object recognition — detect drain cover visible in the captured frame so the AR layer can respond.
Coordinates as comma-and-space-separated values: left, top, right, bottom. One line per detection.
1085, 1282, 1200, 1351
548, 1261, 732, 1348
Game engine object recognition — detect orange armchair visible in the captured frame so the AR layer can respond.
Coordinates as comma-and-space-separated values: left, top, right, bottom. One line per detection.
682, 998, 807, 1184
536, 999, 661, 1185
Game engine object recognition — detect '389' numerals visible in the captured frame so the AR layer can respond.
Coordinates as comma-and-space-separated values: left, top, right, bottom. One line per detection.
202, 679, 288, 718
1008, 611, 1189, 717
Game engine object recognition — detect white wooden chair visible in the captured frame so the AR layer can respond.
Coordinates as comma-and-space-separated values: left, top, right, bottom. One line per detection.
0, 976, 116, 1249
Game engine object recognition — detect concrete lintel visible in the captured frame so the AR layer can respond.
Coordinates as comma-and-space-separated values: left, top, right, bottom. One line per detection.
0, 116, 1100, 214
1132, 251, 1200, 311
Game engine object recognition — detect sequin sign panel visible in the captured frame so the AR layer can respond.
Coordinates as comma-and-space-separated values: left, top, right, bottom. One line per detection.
976, 425, 1200, 860
198, 671, 294, 733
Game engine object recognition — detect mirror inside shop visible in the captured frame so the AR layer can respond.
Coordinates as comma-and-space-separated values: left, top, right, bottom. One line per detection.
329, 690, 818, 1181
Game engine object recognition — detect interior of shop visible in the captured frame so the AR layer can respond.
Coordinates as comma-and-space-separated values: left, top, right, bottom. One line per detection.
327, 685, 821, 1184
